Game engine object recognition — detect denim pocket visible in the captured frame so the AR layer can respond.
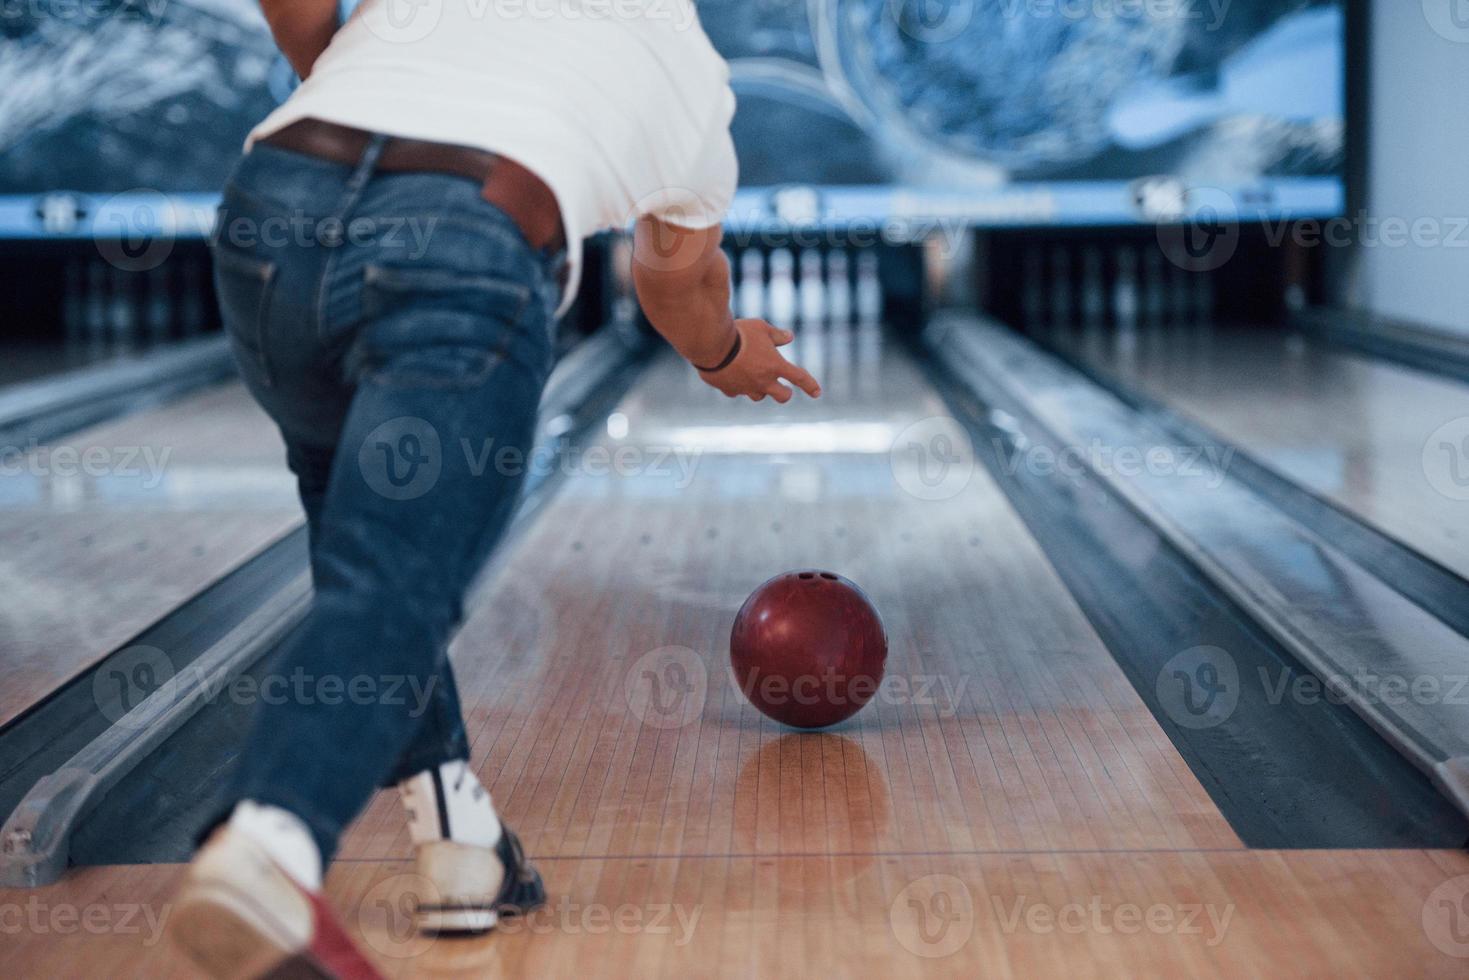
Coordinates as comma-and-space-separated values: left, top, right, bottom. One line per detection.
358, 263, 535, 390
213, 244, 279, 387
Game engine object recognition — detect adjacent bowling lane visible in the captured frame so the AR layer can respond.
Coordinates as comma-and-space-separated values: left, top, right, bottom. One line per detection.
0, 381, 300, 726
1038, 321, 1469, 581
0, 343, 143, 389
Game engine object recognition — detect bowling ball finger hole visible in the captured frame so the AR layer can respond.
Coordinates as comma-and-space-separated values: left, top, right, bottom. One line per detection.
798, 572, 815, 580
820, 572, 839, 581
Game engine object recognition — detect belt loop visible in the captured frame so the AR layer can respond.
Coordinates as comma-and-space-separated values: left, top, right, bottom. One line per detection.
346, 133, 389, 196
322, 133, 390, 245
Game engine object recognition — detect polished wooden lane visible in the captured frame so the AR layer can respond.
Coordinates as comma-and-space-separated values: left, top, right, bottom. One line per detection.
7, 330, 1467, 975
338, 334, 1236, 863
1039, 321, 1469, 581
5, 849, 1468, 976
0, 382, 300, 726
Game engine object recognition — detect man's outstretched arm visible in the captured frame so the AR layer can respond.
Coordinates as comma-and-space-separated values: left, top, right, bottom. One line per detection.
259, 0, 340, 79
633, 216, 821, 403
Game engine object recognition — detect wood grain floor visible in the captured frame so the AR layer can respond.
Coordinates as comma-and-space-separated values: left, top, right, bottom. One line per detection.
339, 335, 1234, 864
5, 849, 1469, 978
6, 332, 1467, 975
0, 382, 301, 726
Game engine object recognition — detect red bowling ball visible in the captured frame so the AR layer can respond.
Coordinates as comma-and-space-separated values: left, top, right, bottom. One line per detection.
730, 571, 888, 729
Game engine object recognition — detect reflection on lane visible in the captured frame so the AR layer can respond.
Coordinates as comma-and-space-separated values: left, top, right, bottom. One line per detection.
1043, 320, 1469, 581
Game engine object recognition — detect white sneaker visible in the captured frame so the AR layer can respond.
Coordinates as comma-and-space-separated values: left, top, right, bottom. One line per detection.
397, 761, 545, 934
170, 807, 383, 980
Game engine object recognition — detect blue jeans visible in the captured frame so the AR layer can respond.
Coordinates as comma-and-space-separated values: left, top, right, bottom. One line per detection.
210, 137, 560, 861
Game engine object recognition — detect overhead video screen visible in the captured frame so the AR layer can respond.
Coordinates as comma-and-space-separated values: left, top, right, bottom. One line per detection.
0, 0, 1343, 235
706, 0, 1343, 226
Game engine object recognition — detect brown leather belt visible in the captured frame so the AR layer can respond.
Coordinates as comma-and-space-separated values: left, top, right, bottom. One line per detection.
261, 118, 566, 254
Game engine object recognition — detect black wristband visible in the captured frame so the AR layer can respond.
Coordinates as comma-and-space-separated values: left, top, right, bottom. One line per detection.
694, 330, 742, 373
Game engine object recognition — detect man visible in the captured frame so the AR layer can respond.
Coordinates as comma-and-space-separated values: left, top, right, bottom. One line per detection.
169, 1, 821, 976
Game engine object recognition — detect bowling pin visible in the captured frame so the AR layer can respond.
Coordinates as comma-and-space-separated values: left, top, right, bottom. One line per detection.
722, 245, 737, 314
1284, 281, 1306, 313
1113, 247, 1139, 330
1143, 248, 1166, 326
1021, 246, 1044, 327
1081, 246, 1106, 327
799, 248, 825, 326
147, 263, 173, 343
63, 257, 85, 346
855, 249, 882, 326
85, 259, 109, 346
1050, 247, 1072, 328
767, 247, 797, 329
1194, 267, 1215, 323
110, 266, 137, 346
737, 248, 765, 321
1168, 259, 1191, 324
825, 248, 851, 325
181, 254, 204, 335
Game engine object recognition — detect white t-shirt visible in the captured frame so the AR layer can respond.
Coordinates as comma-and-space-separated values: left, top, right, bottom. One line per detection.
248, 0, 739, 316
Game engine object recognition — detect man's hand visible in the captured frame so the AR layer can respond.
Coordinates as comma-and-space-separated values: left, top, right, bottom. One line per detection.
631, 216, 823, 402
698, 319, 821, 403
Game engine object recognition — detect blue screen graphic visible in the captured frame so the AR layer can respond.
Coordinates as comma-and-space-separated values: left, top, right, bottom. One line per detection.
0, 0, 1344, 237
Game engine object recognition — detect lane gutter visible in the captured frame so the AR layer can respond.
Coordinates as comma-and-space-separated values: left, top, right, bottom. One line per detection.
0, 324, 653, 886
